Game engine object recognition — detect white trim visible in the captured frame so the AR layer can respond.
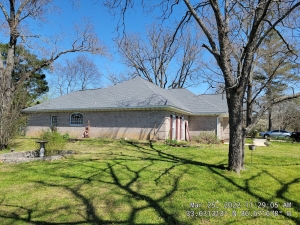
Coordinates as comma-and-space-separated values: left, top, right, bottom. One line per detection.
23, 105, 192, 115
70, 112, 83, 126
50, 115, 57, 127
23, 105, 228, 116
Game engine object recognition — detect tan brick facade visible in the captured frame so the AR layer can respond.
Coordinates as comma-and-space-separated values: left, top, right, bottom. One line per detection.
220, 117, 230, 140
26, 110, 170, 140
188, 115, 229, 140
26, 110, 229, 141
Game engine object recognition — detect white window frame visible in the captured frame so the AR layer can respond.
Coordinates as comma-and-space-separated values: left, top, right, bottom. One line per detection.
70, 112, 83, 126
51, 115, 58, 127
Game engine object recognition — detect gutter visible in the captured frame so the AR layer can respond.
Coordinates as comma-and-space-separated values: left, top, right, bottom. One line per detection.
22, 106, 228, 117
22, 105, 193, 115
191, 112, 228, 116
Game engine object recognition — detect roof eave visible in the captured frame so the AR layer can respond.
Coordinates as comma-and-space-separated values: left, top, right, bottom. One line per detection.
22, 105, 193, 115
191, 112, 228, 116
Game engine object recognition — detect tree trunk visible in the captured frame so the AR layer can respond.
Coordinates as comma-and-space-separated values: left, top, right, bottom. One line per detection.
246, 78, 253, 127
268, 107, 272, 131
227, 90, 246, 173
0, 30, 18, 149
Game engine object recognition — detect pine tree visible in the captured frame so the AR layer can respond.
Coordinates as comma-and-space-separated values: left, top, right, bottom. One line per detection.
253, 31, 299, 130
0, 44, 49, 106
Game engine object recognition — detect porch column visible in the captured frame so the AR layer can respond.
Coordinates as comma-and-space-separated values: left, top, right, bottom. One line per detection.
217, 117, 221, 140
181, 116, 185, 140
172, 114, 176, 140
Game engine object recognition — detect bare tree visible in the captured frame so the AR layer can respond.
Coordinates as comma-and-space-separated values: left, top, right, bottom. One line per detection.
117, 24, 202, 88
105, 0, 300, 173
104, 70, 132, 86
271, 100, 300, 131
0, 0, 105, 149
51, 55, 102, 96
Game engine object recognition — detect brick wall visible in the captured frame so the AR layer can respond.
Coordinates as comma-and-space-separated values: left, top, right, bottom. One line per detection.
220, 117, 229, 140
188, 115, 217, 138
188, 115, 229, 140
26, 110, 229, 140
26, 110, 170, 140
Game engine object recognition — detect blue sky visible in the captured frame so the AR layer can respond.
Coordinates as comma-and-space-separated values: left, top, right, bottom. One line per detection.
0, 0, 211, 95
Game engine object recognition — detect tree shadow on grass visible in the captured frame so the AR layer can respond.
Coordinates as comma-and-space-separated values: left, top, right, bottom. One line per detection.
207, 167, 300, 224
31, 160, 185, 224
0, 157, 187, 224
127, 141, 300, 224
0, 141, 298, 224
128, 140, 227, 170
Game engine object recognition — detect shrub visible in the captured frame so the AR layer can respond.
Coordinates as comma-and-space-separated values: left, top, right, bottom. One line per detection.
38, 130, 68, 155
165, 139, 190, 147
193, 132, 220, 144
248, 129, 259, 139
165, 139, 178, 145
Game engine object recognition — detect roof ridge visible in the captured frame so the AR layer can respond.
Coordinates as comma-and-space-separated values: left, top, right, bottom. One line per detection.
138, 78, 190, 110
200, 93, 224, 96
198, 95, 224, 111
139, 78, 169, 103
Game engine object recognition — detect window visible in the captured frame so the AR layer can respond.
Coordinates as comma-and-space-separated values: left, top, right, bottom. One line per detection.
51, 116, 58, 127
70, 113, 83, 126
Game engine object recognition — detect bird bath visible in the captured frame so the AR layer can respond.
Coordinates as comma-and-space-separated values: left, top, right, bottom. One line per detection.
35, 140, 49, 157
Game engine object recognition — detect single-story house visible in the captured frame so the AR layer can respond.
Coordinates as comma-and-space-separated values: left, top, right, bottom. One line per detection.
23, 77, 229, 141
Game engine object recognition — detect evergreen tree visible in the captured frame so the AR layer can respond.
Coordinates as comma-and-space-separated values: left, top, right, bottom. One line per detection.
0, 44, 49, 106
253, 31, 299, 130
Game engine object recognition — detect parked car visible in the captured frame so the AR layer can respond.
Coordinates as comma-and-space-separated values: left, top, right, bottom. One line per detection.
259, 130, 291, 139
291, 132, 300, 142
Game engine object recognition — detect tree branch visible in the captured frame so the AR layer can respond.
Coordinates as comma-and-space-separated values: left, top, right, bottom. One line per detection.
247, 92, 300, 132
0, 3, 10, 21
255, 1, 300, 51
183, 0, 219, 57
15, 0, 31, 22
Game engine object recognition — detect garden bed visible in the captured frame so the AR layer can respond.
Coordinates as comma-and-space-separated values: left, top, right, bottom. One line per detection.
0, 150, 75, 163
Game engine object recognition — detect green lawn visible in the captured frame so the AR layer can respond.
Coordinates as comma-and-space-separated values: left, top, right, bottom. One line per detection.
0, 138, 299, 225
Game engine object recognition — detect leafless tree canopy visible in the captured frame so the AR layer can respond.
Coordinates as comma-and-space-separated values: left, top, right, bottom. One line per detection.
105, 0, 300, 173
267, 100, 300, 131
0, 0, 106, 149
117, 24, 203, 89
51, 55, 102, 96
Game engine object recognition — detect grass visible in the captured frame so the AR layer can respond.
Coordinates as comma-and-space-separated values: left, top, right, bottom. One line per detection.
0, 137, 299, 225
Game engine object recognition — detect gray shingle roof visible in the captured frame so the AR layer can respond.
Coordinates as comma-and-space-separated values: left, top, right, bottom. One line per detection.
23, 77, 228, 115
